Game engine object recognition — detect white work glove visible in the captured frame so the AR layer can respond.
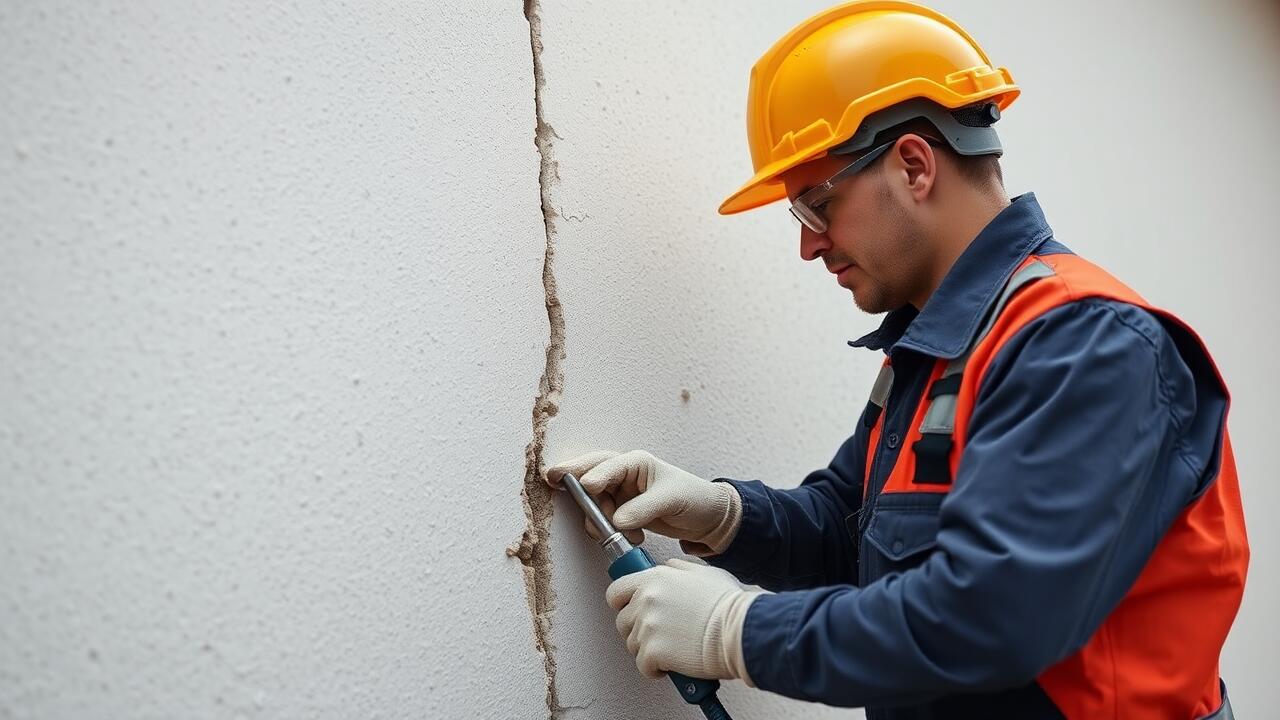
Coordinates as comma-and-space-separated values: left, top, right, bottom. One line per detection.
546, 450, 742, 556
607, 558, 763, 683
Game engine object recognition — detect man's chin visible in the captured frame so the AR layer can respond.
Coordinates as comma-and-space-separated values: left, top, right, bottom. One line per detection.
851, 291, 891, 315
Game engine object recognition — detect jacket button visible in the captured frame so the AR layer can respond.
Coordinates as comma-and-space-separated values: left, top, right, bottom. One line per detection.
892, 540, 905, 554
886, 432, 900, 449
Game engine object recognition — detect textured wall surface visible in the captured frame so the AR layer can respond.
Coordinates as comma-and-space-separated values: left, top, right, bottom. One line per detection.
0, 2, 551, 718
2, 1, 1278, 719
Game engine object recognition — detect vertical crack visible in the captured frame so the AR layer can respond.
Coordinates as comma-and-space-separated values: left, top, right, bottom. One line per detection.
507, 0, 565, 717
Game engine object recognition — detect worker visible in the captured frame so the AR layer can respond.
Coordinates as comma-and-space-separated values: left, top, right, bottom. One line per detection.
546, 2, 1249, 718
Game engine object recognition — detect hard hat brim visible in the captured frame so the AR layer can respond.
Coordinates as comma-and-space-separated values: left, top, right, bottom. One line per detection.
718, 168, 803, 216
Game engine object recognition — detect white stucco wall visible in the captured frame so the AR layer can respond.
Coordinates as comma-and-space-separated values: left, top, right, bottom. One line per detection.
0, 2, 550, 717
2, 2, 1277, 719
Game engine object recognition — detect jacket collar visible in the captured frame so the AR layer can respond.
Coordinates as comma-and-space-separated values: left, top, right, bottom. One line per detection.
849, 192, 1064, 359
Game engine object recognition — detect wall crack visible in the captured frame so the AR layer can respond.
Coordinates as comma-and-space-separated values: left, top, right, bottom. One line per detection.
506, 0, 565, 718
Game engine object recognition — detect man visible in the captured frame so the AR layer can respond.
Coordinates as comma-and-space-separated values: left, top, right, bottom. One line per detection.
546, 2, 1248, 718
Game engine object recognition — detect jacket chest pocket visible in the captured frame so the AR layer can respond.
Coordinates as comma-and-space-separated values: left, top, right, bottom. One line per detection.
859, 493, 944, 583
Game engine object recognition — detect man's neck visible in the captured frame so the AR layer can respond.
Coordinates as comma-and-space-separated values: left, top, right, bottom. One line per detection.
911, 190, 1012, 310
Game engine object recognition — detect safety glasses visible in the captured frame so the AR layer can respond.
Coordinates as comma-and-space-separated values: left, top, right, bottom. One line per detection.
788, 135, 942, 234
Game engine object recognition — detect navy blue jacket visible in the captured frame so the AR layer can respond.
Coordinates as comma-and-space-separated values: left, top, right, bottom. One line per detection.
707, 194, 1228, 716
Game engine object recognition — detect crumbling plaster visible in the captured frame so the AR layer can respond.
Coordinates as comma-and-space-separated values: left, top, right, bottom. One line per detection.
506, 1, 566, 716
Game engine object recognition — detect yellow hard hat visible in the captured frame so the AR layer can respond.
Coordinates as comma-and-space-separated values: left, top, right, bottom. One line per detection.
719, 0, 1019, 215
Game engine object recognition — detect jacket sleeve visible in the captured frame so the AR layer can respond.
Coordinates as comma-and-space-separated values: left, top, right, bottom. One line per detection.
704, 403, 874, 591
736, 299, 1228, 706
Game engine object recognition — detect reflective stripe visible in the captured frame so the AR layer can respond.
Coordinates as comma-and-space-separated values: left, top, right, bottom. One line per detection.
919, 393, 958, 434
974, 260, 1055, 353
932, 259, 1053, 401
912, 259, 1055, 483
946, 259, 1055, 376
870, 364, 895, 409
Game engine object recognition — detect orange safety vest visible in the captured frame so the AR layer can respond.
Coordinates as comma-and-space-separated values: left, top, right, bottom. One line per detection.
863, 253, 1249, 719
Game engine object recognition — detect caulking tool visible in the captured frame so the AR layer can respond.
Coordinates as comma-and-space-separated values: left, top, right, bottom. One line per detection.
559, 472, 734, 720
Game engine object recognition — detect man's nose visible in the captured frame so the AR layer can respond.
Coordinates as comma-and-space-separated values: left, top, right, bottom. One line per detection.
799, 226, 830, 262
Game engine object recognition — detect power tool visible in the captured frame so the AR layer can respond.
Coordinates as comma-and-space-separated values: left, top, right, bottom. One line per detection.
558, 472, 734, 720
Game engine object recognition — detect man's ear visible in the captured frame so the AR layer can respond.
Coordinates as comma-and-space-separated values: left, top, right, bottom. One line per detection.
891, 134, 936, 203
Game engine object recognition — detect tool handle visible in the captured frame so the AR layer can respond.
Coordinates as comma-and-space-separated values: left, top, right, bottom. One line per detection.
608, 547, 725, 708
698, 697, 732, 720
606, 545, 660, 579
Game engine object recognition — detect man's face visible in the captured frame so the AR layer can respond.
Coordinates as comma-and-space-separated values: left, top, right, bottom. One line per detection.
781, 146, 930, 314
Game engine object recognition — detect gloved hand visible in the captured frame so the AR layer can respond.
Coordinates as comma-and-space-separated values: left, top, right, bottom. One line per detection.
546, 450, 742, 556
606, 558, 763, 683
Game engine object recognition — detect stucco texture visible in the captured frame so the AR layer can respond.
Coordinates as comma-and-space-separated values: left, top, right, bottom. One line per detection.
2, 1, 1279, 719
1, 2, 548, 718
